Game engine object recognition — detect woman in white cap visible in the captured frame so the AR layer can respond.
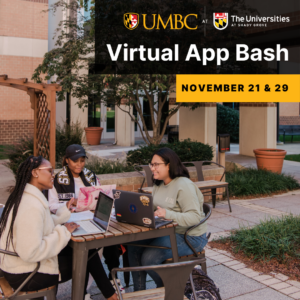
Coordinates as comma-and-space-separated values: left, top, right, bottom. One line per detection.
45, 144, 123, 296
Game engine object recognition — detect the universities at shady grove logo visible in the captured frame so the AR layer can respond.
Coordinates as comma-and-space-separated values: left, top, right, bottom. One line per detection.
124, 13, 139, 30
213, 13, 228, 30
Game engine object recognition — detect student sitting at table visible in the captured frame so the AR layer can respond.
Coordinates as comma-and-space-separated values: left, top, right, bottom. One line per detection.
0, 155, 118, 300
127, 148, 208, 291
45, 144, 123, 293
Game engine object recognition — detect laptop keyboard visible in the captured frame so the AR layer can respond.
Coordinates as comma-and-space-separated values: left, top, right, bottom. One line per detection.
78, 221, 104, 233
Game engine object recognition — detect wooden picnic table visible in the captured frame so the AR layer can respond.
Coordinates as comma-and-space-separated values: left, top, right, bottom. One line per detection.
68, 217, 179, 300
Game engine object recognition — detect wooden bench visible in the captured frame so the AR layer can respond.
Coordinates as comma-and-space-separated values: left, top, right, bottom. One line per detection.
0, 276, 56, 299
279, 125, 300, 143
123, 287, 188, 300
142, 180, 231, 212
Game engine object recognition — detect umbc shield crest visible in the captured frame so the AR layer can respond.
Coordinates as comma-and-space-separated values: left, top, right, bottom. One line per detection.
124, 13, 139, 30
213, 13, 228, 30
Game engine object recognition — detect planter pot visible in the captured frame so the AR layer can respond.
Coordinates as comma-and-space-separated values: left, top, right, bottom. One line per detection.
84, 127, 103, 145
253, 148, 287, 174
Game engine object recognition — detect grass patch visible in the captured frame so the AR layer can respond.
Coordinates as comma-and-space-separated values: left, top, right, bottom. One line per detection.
226, 168, 300, 197
226, 215, 300, 262
0, 145, 11, 160
279, 134, 300, 143
85, 159, 135, 174
285, 154, 300, 163
210, 215, 300, 280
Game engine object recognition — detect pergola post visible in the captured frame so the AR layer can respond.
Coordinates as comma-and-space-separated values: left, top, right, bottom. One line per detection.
0, 75, 61, 167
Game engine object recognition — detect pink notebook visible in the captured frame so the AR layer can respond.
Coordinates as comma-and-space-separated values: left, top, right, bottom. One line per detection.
76, 184, 116, 212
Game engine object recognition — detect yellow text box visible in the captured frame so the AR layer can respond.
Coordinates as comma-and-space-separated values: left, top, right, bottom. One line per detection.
176, 75, 300, 102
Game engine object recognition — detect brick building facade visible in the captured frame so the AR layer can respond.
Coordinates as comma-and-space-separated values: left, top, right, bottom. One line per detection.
0, 0, 48, 145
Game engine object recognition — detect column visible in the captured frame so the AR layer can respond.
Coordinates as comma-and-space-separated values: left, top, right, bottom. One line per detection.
239, 103, 277, 157
179, 103, 217, 161
115, 100, 135, 146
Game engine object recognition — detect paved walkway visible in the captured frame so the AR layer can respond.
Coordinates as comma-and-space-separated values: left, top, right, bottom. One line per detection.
1, 143, 300, 299
53, 191, 300, 300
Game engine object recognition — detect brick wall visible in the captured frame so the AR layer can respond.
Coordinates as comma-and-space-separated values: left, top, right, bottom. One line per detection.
0, 56, 45, 121
0, 0, 48, 39
280, 116, 300, 125
280, 103, 299, 117
0, 120, 34, 145
0, 0, 48, 145
23, 0, 48, 3
239, 103, 277, 107
169, 98, 217, 107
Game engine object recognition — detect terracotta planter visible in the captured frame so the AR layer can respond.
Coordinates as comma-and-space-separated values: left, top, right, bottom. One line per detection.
253, 148, 287, 174
84, 127, 103, 145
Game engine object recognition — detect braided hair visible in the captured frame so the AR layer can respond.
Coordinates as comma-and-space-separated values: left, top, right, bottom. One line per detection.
0, 155, 45, 250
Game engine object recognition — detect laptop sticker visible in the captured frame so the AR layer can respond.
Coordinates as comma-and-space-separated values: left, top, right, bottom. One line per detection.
114, 191, 121, 199
129, 204, 137, 213
143, 218, 152, 225
140, 196, 150, 206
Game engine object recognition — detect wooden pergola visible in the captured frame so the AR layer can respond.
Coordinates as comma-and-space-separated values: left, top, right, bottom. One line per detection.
0, 75, 62, 167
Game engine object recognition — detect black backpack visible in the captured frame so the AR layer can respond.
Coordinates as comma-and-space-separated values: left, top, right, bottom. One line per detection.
185, 266, 222, 300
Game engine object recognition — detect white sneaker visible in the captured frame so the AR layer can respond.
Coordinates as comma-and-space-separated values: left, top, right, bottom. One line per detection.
85, 294, 92, 300
110, 279, 125, 294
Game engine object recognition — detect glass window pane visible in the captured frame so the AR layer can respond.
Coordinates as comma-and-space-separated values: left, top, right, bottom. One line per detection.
88, 97, 101, 127
106, 104, 115, 132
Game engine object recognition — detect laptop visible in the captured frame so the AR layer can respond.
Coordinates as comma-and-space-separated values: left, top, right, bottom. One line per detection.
113, 190, 172, 229
72, 191, 114, 236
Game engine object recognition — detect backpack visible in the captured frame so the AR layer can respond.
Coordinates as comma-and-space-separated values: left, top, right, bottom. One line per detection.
184, 266, 222, 300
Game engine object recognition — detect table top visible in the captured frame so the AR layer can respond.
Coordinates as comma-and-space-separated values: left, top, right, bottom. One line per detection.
71, 218, 178, 243
141, 180, 228, 194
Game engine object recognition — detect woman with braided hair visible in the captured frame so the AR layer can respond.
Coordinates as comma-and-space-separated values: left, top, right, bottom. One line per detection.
0, 156, 118, 300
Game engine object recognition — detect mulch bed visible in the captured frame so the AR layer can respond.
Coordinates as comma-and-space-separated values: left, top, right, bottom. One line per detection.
209, 239, 300, 281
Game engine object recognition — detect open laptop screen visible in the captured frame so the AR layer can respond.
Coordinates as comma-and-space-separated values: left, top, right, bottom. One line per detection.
94, 192, 114, 230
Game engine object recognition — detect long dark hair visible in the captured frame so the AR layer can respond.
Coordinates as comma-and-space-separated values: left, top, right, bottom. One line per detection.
0, 155, 44, 250
62, 155, 68, 166
151, 148, 189, 186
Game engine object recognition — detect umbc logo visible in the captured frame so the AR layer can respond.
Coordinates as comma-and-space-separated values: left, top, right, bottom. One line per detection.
124, 14, 198, 30
124, 13, 139, 30
214, 13, 228, 30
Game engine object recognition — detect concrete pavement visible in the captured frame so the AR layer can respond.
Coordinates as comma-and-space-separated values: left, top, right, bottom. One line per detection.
56, 191, 300, 300
1, 142, 300, 299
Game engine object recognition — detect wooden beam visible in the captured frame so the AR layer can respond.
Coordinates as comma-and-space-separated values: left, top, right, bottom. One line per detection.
33, 94, 39, 157
0, 82, 28, 92
0, 75, 7, 80
27, 88, 36, 110
0, 78, 44, 91
49, 89, 56, 167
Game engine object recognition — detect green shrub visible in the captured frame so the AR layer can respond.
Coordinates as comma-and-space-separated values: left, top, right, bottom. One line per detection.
4, 138, 34, 176
85, 159, 135, 174
4, 122, 84, 174
226, 168, 300, 197
228, 215, 300, 262
126, 139, 213, 166
217, 104, 239, 143
56, 121, 84, 166
285, 154, 300, 162
0, 145, 10, 160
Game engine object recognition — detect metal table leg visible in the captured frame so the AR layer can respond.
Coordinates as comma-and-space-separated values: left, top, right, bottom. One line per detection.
169, 231, 179, 262
71, 242, 88, 300
211, 188, 216, 208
